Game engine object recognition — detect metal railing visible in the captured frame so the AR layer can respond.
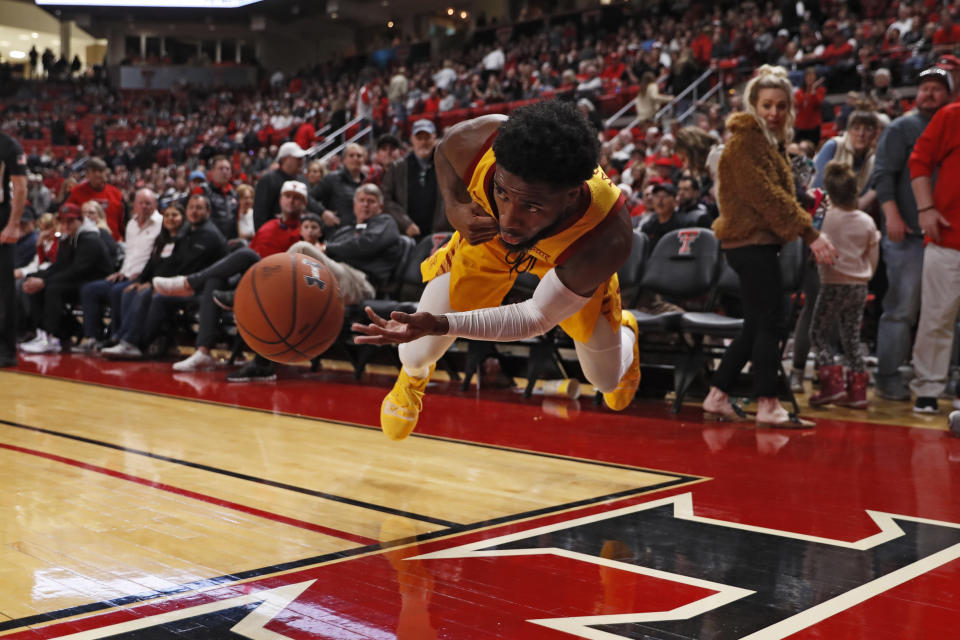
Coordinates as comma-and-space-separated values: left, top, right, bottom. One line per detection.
603, 72, 670, 131
319, 124, 373, 164
305, 114, 373, 160
652, 67, 715, 125
676, 78, 723, 124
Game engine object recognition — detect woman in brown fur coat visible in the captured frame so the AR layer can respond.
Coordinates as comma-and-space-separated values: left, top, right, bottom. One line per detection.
702, 65, 837, 429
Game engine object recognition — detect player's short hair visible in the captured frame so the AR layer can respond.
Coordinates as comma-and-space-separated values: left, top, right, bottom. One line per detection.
492, 100, 599, 188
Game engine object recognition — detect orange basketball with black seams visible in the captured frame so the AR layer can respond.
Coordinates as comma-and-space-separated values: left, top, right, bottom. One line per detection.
233, 253, 345, 363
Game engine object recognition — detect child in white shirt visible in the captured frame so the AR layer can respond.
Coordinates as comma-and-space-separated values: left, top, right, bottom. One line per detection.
809, 161, 880, 409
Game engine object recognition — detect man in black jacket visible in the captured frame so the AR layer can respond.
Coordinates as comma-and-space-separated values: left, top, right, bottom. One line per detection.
380, 119, 449, 240
20, 204, 113, 353
204, 155, 239, 240
324, 183, 403, 290
312, 143, 366, 231
252, 142, 323, 231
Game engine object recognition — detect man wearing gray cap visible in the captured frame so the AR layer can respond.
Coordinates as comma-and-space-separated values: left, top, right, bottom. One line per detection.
871, 67, 952, 401
380, 119, 449, 240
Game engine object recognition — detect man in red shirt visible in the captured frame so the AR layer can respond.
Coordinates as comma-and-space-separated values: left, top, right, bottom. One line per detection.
66, 157, 126, 241
933, 11, 960, 53
691, 26, 713, 67
151, 181, 307, 371
907, 99, 960, 413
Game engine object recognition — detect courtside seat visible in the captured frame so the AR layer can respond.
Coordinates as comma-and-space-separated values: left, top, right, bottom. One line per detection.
678, 311, 743, 337
619, 228, 723, 409
619, 229, 649, 309
630, 227, 722, 334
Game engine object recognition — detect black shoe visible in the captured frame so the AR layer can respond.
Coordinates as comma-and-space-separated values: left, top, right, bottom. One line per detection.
226, 360, 277, 382
913, 397, 939, 414
0, 353, 17, 368
213, 289, 235, 311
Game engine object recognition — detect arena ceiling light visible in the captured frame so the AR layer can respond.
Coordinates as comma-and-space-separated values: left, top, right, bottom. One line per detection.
36, 0, 264, 7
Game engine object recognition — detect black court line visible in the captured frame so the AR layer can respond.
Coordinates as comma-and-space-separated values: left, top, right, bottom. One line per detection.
0, 473, 698, 634
7, 368, 689, 476
0, 372, 705, 633
0, 417, 459, 528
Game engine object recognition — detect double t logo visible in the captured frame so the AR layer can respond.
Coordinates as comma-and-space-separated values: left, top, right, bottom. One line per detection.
411, 493, 960, 639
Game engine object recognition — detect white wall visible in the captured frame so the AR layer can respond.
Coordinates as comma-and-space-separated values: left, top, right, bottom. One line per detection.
0, 0, 102, 67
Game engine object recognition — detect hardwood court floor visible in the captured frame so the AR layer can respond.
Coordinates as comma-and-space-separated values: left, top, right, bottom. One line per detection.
0, 352, 958, 639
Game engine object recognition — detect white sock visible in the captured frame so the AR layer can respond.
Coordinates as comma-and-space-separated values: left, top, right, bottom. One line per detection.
619, 323, 636, 378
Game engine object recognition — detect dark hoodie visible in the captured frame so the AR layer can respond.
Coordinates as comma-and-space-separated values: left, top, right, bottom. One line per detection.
39, 220, 113, 286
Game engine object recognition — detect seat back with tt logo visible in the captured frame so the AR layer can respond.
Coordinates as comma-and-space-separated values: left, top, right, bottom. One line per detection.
639, 228, 722, 302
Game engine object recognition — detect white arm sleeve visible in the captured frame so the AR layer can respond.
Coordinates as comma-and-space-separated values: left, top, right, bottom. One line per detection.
444, 268, 592, 342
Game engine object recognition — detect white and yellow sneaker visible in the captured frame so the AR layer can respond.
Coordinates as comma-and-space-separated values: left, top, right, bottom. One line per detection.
381, 365, 435, 440
602, 311, 640, 411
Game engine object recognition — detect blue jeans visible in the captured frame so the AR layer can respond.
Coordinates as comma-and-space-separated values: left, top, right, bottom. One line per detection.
876, 235, 924, 384
80, 278, 130, 339
115, 287, 154, 346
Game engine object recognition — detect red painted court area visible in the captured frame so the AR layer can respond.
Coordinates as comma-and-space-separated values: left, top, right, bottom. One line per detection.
4, 354, 960, 639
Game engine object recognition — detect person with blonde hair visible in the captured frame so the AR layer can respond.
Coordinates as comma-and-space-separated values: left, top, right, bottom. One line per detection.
80, 200, 118, 266
634, 71, 673, 125
701, 65, 838, 428
234, 183, 255, 243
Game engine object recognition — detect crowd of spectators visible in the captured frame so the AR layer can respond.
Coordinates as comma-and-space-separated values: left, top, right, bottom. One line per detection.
4, 0, 960, 412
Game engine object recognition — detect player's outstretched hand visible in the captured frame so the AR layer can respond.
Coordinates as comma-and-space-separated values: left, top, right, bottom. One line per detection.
352, 306, 449, 345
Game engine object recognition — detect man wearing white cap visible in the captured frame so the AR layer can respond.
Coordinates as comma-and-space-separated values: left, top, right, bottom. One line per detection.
252, 141, 315, 231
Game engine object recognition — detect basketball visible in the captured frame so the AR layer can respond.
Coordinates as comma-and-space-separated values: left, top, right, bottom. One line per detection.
233, 253, 345, 363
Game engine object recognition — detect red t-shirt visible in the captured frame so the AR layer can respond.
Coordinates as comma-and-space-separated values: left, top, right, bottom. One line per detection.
294, 122, 316, 151
38, 237, 59, 264
934, 24, 960, 45
820, 41, 854, 66
691, 33, 713, 66
794, 86, 826, 129
909, 101, 960, 252
249, 217, 301, 258
66, 181, 126, 241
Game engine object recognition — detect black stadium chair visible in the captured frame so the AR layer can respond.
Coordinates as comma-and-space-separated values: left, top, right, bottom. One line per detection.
618, 229, 649, 309
632, 227, 722, 335
616, 228, 723, 409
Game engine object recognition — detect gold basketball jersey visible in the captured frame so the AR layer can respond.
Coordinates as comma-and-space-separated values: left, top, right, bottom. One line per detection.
421, 135, 625, 342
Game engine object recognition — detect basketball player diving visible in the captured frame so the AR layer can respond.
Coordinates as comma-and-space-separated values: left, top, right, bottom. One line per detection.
352, 100, 640, 440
